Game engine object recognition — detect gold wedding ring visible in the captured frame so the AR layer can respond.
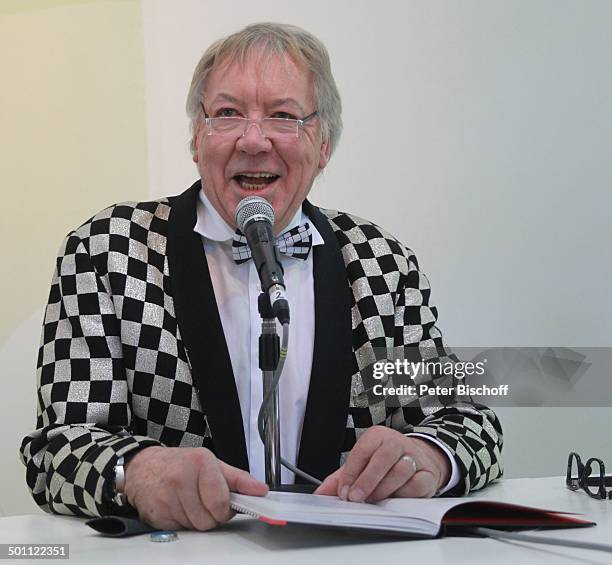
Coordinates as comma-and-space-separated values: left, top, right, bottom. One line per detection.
400, 455, 417, 473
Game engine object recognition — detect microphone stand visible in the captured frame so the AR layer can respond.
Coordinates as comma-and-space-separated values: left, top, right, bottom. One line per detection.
258, 292, 282, 488
257, 292, 317, 493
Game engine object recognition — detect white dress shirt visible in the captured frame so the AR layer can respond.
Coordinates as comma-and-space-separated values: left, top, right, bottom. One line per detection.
193, 190, 459, 493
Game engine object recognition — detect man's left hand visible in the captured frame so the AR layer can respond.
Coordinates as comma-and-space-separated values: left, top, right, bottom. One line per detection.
314, 426, 451, 502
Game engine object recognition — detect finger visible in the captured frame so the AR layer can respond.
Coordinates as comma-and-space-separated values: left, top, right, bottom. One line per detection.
339, 431, 386, 494
197, 457, 233, 523
221, 461, 269, 496
345, 441, 404, 502
365, 456, 419, 502
392, 470, 438, 498
179, 482, 218, 531
313, 468, 342, 496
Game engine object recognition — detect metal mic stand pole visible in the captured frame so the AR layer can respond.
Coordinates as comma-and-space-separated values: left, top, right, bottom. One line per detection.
258, 292, 282, 488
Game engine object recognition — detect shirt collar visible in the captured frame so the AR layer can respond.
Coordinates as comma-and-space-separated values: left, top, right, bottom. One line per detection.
194, 189, 235, 242
194, 188, 324, 247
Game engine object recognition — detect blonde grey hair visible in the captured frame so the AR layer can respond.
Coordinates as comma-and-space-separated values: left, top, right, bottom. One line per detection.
186, 22, 342, 157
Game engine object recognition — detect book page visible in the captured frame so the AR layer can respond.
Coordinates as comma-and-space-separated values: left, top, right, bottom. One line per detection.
232, 491, 419, 519
378, 497, 478, 524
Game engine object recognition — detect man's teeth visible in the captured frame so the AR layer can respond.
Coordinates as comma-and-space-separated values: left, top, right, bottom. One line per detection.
235, 172, 279, 190
238, 172, 277, 178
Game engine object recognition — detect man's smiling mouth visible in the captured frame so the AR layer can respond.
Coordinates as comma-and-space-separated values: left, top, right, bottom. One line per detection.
233, 172, 280, 190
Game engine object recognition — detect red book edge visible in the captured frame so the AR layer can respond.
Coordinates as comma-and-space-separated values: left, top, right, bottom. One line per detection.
258, 516, 288, 526
441, 501, 595, 528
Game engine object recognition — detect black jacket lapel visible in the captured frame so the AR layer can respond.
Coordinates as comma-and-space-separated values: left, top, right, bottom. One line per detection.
166, 181, 249, 471
296, 201, 354, 482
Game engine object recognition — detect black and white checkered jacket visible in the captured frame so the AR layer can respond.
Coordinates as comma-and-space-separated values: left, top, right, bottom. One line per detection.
20, 181, 503, 517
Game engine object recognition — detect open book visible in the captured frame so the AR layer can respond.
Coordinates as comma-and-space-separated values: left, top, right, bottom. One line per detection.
230, 491, 595, 538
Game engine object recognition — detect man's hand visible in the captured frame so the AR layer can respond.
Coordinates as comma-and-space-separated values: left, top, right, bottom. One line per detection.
314, 427, 451, 502
123, 446, 268, 531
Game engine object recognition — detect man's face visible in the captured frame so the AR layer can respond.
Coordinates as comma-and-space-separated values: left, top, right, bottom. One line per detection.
192, 52, 330, 233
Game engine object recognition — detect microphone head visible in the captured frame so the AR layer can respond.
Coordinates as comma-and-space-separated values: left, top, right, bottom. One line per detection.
236, 196, 275, 232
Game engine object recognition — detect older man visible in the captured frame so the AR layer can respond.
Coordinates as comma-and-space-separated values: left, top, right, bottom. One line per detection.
21, 23, 502, 531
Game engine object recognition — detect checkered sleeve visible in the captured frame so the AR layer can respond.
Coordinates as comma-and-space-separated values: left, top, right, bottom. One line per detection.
19, 231, 162, 518
391, 250, 504, 495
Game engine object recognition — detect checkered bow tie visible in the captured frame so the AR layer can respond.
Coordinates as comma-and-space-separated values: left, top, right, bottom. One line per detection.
232, 223, 313, 264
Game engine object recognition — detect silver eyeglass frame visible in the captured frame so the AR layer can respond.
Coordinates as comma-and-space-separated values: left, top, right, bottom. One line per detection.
199, 102, 317, 139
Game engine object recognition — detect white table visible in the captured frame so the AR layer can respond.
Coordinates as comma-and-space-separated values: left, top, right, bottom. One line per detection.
1, 477, 611, 565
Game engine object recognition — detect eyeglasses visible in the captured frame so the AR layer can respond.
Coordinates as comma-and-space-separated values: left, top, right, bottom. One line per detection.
566, 452, 612, 500
200, 103, 317, 140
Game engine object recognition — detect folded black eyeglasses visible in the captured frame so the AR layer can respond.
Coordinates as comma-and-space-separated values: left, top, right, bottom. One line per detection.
566, 452, 612, 500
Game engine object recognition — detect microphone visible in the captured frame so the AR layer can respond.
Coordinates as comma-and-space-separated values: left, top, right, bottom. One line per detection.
235, 196, 290, 324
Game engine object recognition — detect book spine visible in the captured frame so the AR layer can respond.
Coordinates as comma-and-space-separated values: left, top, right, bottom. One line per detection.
230, 503, 259, 518
230, 504, 287, 526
